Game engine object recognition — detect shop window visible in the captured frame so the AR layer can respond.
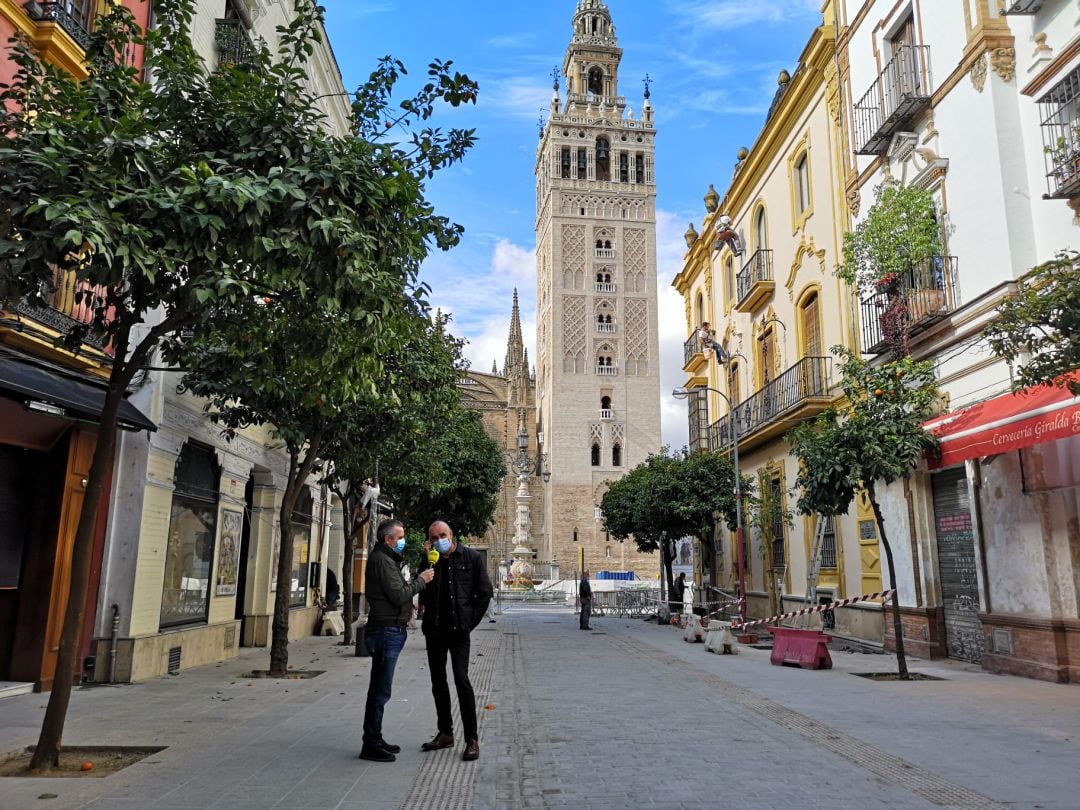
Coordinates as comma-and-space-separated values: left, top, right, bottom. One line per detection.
289, 488, 314, 607
161, 443, 219, 628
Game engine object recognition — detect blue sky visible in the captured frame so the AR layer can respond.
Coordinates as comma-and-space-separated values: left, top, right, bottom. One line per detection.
321, 0, 823, 448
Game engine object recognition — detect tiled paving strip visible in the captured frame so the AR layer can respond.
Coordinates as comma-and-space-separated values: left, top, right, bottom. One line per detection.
610, 631, 1004, 810
398, 624, 503, 810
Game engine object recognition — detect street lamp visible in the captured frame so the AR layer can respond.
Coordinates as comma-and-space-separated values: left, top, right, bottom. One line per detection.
674, 378, 746, 622
499, 425, 550, 609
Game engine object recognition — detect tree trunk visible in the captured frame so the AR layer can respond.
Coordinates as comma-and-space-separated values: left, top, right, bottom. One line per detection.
868, 484, 910, 679
268, 437, 323, 678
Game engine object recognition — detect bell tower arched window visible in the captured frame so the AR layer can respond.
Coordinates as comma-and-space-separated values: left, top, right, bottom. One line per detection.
596, 137, 611, 181
612, 443, 622, 467
588, 66, 604, 96
591, 443, 601, 466
601, 395, 612, 410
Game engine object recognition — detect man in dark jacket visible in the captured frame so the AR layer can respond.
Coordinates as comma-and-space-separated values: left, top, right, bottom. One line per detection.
579, 570, 593, 630
359, 519, 433, 763
418, 520, 493, 762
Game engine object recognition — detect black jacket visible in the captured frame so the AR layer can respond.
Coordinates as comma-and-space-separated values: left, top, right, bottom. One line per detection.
419, 543, 493, 634
365, 542, 425, 627
579, 577, 592, 600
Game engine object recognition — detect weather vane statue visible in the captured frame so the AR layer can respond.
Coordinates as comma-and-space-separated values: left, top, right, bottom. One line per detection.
643, 73, 652, 99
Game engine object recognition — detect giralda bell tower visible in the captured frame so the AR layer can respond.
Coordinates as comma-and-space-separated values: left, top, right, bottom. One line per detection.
535, 0, 661, 579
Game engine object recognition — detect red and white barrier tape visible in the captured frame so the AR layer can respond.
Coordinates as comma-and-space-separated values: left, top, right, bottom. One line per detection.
731, 590, 895, 630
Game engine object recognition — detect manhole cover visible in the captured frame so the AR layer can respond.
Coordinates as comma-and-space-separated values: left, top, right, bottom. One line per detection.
852, 672, 944, 681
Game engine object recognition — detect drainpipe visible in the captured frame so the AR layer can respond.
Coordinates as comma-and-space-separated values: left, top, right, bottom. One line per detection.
108, 604, 120, 684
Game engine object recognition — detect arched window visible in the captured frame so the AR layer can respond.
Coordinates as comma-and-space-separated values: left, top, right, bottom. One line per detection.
604, 314, 612, 324
695, 292, 705, 326
577, 148, 587, 178
801, 291, 823, 358
605, 545, 612, 558
588, 66, 603, 95
612, 443, 622, 467
289, 488, 314, 607
596, 239, 603, 249
601, 396, 612, 410
596, 138, 611, 181
604, 239, 612, 249
597, 313, 605, 323
596, 272, 604, 283
754, 206, 768, 253
619, 152, 629, 182
794, 153, 810, 216
725, 256, 735, 304
161, 442, 219, 628
573, 527, 579, 542
591, 443, 601, 466
561, 147, 571, 179
729, 359, 741, 404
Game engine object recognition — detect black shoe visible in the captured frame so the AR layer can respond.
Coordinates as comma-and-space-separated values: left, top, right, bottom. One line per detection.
421, 732, 455, 751
359, 747, 396, 762
378, 741, 401, 754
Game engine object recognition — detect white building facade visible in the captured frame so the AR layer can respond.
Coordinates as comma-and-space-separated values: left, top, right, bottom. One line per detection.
838, 0, 1079, 680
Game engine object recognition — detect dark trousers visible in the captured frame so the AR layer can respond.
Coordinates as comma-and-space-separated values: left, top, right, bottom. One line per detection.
362, 625, 407, 747
580, 598, 592, 629
425, 629, 477, 742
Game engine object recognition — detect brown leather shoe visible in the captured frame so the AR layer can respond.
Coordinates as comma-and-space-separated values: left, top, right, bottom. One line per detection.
421, 732, 454, 751
462, 739, 480, 761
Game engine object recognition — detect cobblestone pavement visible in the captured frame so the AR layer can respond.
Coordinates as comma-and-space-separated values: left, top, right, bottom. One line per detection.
474, 605, 1079, 810
0, 605, 1077, 809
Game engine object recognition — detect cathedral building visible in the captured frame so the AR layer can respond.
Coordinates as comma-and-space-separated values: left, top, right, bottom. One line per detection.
533, 0, 662, 580
458, 292, 544, 584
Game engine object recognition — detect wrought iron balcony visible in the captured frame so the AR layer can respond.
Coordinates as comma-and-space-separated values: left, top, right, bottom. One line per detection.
24, 1, 93, 50
12, 267, 111, 354
735, 249, 774, 312
1038, 65, 1080, 200
215, 18, 257, 69
683, 332, 705, 372
859, 256, 958, 356
853, 45, 932, 156
707, 356, 831, 451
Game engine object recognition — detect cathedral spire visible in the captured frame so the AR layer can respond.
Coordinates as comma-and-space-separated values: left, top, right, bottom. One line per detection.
503, 289, 524, 377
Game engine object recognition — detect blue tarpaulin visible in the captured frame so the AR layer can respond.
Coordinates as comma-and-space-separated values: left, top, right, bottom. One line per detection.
596, 571, 636, 581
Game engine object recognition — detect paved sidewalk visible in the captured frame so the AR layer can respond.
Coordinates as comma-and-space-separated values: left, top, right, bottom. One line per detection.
0, 625, 502, 809
473, 606, 1079, 810
2, 607, 1077, 809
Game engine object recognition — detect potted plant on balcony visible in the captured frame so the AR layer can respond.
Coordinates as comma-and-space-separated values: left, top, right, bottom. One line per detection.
840, 181, 941, 358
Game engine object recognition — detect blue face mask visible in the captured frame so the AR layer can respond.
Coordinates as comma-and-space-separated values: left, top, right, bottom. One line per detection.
394, 539, 407, 555
435, 538, 452, 554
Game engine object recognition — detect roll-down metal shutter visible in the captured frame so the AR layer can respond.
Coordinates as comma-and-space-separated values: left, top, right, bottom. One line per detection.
931, 468, 984, 663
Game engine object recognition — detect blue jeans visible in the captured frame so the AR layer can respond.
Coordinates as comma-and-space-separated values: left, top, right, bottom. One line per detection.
362, 625, 407, 747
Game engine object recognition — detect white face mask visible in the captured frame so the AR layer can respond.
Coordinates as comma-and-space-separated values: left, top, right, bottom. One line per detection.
434, 538, 452, 554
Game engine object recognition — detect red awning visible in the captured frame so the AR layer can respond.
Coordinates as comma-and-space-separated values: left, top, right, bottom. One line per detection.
925, 374, 1080, 469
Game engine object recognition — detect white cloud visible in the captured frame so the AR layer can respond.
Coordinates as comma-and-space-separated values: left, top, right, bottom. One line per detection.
656, 209, 693, 451
478, 76, 555, 121
671, 0, 819, 30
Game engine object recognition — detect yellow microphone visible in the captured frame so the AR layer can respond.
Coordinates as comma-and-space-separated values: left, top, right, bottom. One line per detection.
427, 549, 440, 566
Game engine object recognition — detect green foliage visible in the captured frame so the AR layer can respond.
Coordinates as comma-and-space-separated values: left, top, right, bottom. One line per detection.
985, 250, 1080, 395
787, 347, 939, 516
384, 406, 505, 539
748, 474, 793, 559
600, 448, 752, 553
840, 181, 941, 291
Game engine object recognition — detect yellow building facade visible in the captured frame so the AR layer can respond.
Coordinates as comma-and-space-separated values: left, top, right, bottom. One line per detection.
673, 2, 886, 643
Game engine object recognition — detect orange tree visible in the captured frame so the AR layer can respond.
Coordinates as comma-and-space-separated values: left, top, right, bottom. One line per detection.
0, 0, 475, 769
787, 347, 937, 678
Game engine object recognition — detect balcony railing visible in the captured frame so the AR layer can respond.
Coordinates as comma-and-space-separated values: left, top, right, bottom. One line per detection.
853, 45, 932, 155
1038, 65, 1080, 200
215, 18, 257, 69
735, 249, 774, 312
684, 332, 704, 368
595, 282, 617, 293
597, 322, 617, 334
25, 1, 93, 49
707, 356, 831, 450
859, 256, 958, 356
596, 364, 618, 376
599, 409, 614, 420
13, 267, 111, 353
595, 248, 616, 259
